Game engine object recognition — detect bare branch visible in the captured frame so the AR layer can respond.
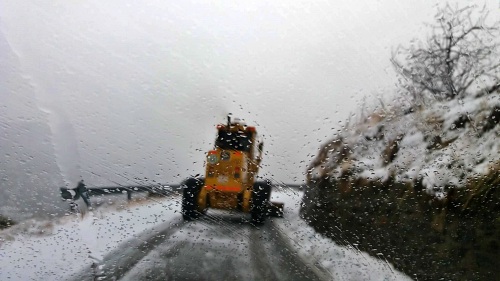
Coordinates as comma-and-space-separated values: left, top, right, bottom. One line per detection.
391, 4, 500, 101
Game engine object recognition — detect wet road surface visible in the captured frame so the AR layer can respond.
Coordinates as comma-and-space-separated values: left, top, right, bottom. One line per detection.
69, 211, 326, 281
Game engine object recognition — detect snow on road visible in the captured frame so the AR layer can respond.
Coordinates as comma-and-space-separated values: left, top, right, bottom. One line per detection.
0, 191, 411, 280
272, 189, 411, 281
0, 197, 180, 281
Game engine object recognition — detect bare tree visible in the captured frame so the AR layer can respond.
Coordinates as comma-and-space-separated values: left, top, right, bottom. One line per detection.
391, 4, 500, 102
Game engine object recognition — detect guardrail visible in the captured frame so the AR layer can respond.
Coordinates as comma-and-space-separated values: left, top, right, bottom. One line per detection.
60, 180, 305, 210
86, 184, 181, 198
60, 181, 181, 208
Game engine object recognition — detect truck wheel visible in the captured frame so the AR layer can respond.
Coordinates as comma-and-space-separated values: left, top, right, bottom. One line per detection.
251, 180, 271, 224
182, 177, 204, 221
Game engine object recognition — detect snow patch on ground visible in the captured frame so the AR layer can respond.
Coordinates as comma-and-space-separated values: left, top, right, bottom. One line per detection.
272, 189, 411, 281
1, 191, 411, 280
0, 198, 180, 280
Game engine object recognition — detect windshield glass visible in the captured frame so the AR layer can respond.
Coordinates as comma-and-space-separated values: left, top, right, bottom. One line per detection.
1, 1, 499, 281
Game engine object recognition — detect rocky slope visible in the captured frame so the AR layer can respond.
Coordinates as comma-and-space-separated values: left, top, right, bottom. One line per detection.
301, 90, 500, 280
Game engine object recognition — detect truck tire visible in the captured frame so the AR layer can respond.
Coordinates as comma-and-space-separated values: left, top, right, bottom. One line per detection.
182, 177, 204, 221
251, 180, 271, 224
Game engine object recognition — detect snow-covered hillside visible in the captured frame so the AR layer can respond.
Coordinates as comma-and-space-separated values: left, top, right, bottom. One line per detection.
308, 91, 500, 198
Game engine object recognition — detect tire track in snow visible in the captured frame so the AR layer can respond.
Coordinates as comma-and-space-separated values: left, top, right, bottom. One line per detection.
66, 217, 185, 281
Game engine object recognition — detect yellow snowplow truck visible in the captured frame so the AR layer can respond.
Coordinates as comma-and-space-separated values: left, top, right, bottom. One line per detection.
181, 116, 284, 224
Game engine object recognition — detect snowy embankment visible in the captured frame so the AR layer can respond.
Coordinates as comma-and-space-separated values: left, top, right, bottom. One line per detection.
308, 92, 500, 198
303, 91, 500, 280
0, 197, 180, 280
0, 191, 410, 281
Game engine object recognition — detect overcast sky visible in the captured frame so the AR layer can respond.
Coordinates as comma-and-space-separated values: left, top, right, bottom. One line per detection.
1, 0, 499, 186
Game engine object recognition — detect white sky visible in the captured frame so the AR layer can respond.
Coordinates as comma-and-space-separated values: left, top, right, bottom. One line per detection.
1, 0, 499, 185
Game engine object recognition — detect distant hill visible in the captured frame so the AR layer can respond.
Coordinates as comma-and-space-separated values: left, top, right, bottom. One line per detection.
1, 28, 68, 221
0, 121, 67, 221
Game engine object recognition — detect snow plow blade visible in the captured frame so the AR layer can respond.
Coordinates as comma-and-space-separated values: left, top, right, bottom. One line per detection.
268, 201, 284, 217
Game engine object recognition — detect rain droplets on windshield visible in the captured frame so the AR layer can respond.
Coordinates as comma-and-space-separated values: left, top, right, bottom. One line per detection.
1, 1, 499, 281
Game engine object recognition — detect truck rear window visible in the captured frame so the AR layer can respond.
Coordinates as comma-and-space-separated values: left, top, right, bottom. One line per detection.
216, 131, 252, 152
